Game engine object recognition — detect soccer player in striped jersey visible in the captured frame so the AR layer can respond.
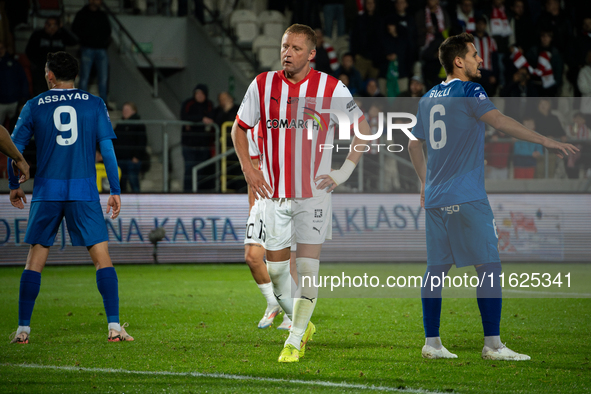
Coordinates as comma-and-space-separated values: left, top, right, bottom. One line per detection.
232, 24, 371, 362
408, 33, 577, 361
8, 51, 133, 344
244, 122, 291, 330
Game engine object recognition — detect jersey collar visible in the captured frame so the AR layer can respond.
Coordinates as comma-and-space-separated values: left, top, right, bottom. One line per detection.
278, 67, 316, 87
441, 78, 462, 86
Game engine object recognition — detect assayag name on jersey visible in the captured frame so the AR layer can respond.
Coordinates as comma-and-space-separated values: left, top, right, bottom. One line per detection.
38, 92, 90, 105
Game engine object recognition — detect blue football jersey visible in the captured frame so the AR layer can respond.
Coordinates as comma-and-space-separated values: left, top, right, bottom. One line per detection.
12, 89, 116, 202
411, 79, 496, 209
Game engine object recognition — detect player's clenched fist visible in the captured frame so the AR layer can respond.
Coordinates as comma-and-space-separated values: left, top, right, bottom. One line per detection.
9, 188, 27, 209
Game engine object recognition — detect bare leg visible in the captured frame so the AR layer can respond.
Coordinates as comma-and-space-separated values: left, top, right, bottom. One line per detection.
244, 244, 270, 284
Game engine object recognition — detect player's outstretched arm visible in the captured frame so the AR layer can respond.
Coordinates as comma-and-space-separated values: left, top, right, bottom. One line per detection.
315, 118, 371, 193
231, 121, 272, 199
0, 125, 29, 183
408, 139, 427, 208
107, 195, 121, 219
481, 110, 579, 159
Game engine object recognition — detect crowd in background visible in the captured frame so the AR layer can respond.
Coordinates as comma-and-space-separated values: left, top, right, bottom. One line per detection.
1, 0, 590, 190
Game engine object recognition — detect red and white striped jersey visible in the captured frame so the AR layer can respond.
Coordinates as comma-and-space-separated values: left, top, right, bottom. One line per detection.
247, 122, 263, 169
237, 68, 363, 198
473, 35, 497, 71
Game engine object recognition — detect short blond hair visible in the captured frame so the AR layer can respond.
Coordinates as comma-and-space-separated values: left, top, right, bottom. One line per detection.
283, 24, 317, 49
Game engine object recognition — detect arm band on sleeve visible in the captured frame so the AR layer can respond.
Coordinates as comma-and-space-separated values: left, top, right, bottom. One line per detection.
8, 143, 25, 190
99, 139, 121, 195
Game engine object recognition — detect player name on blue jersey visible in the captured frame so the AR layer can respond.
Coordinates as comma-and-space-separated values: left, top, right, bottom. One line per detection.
37, 92, 90, 105
428, 87, 452, 98
411, 79, 497, 209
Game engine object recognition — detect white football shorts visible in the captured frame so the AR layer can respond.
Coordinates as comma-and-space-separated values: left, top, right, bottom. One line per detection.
263, 193, 332, 251
244, 198, 267, 247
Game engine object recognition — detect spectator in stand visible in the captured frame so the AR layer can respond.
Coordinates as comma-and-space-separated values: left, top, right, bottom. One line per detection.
578, 50, 591, 115
487, 0, 512, 88
501, 67, 537, 98
508, 0, 535, 53
362, 79, 384, 97
485, 130, 512, 180
350, 0, 384, 80
338, 73, 351, 91
416, 0, 451, 51
537, 0, 572, 56
25, 17, 78, 96
0, 1, 14, 55
570, 17, 591, 97
181, 83, 214, 192
72, 0, 112, 104
455, 0, 477, 34
399, 75, 425, 98
390, 0, 418, 61
473, 17, 498, 95
416, 0, 451, 89
525, 30, 563, 97
501, 67, 538, 121
214, 91, 239, 130
534, 98, 566, 141
397, 75, 424, 115
534, 98, 566, 178
214, 91, 244, 190
334, 52, 363, 96
382, 19, 412, 95
310, 29, 339, 75
573, 18, 591, 73
565, 111, 591, 179
321, 0, 346, 38
513, 118, 544, 179
0, 42, 29, 127
114, 102, 147, 193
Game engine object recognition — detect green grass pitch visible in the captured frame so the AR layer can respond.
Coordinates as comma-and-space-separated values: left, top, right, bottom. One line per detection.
1, 263, 590, 393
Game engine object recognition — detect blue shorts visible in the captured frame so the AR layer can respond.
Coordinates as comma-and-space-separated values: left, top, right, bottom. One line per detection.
25, 201, 109, 247
426, 198, 500, 268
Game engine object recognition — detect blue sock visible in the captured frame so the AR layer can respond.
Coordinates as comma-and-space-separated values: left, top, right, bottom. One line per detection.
421, 264, 452, 338
19, 270, 42, 326
96, 267, 119, 324
475, 263, 502, 337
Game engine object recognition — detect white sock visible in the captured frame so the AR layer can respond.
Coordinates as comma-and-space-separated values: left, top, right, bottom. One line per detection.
257, 282, 279, 307
425, 337, 443, 349
108, 322, 122, 332
484, 335, 502, 349
267, 260, 294, 319
17, 326, 30, 335
285, 257, 320, 350
282, 313, 292, 324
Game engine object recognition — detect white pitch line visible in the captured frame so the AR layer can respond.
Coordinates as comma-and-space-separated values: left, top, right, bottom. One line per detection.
504, 289, 591, 297
2, 363, 446, 394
